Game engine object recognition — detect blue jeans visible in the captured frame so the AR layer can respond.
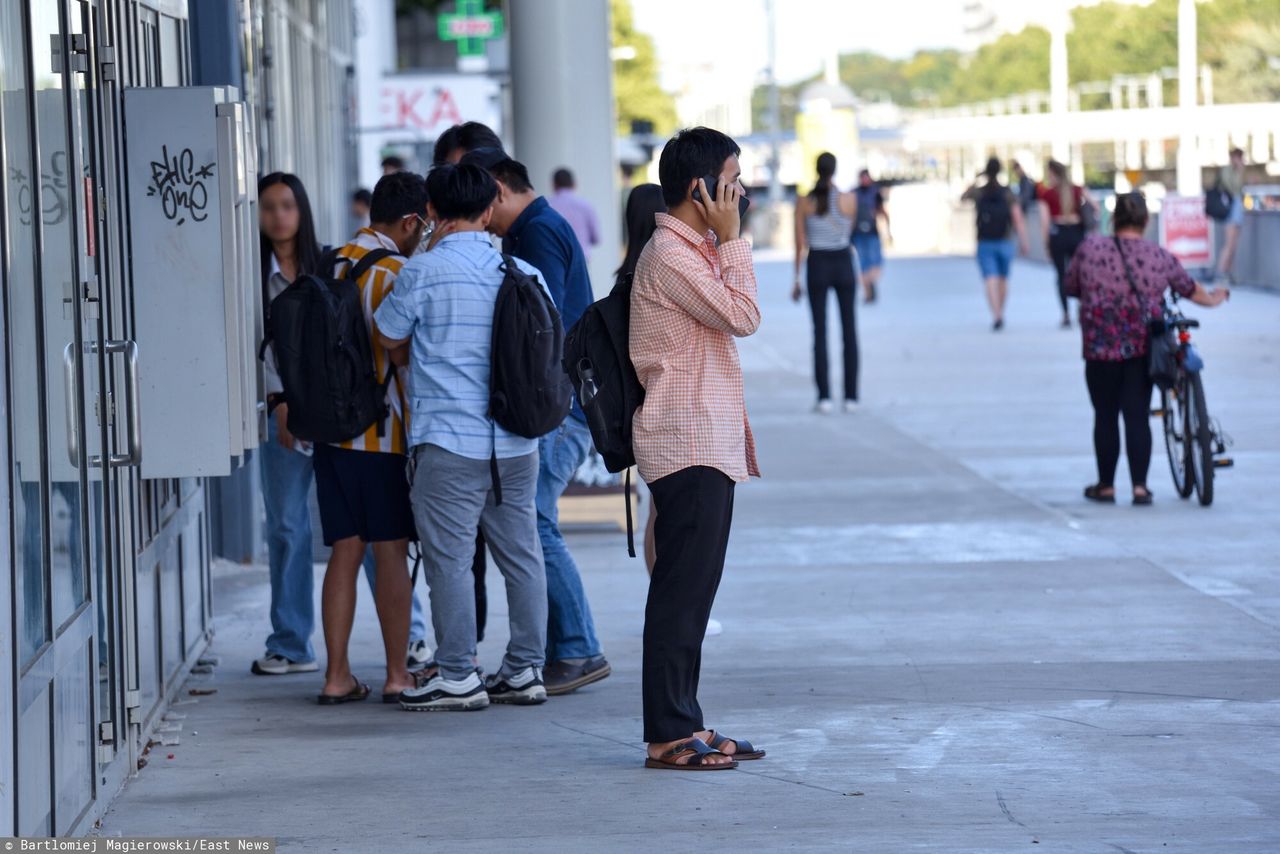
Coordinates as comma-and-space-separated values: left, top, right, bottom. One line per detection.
260, 417, 427, 662
537, 418, 602, 661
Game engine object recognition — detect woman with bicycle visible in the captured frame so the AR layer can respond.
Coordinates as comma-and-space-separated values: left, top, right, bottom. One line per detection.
1064, 192, 1228, 506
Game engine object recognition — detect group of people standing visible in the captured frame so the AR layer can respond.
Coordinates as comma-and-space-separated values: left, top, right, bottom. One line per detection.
255, 121, 767, 770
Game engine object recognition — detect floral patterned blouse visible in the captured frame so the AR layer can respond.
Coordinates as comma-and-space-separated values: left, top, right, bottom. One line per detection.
1065, 234, 1197, 361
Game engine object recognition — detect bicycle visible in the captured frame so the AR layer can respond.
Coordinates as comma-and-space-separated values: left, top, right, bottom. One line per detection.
1153, 295, 1233, 506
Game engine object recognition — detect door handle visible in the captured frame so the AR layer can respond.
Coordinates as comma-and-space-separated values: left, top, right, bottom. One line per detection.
63, 342, 79, 467
90, 339, 141, 468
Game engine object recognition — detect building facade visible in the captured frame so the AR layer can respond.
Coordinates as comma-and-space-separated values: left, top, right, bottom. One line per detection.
1, 0, 355, 835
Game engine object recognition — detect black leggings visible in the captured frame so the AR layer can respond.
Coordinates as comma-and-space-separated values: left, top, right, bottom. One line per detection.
806, 249, 859, 401
1049, 223, 1085, 314
1085, 357, 1153, 488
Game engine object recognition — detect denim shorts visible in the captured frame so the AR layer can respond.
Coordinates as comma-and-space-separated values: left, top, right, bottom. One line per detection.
976, 238, 1015, 278
1226, 196, 1245, 226
851, 232, 883, 272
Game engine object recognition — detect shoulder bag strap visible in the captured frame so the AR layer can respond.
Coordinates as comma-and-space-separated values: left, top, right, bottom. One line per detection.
1113, 236, 1143, 306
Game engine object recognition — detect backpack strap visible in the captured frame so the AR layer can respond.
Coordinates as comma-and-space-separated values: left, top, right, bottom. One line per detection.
624, 468, 636, 558
342, 247, 397, 283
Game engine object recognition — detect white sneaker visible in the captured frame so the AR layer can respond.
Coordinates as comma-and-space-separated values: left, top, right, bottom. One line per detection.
399, 670, 489, 711
250, 652, 318, 676
814, 400, 834, 415
485, 667, 548, 705
843, 400, 859, 414
406, 639, 433, 670
705, 618, 723, 637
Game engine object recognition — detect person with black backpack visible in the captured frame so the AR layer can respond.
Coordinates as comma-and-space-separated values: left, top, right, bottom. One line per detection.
963, 157, 1030, 331
462, 148, 612, 697
376, 163, 554, 711
298, 172, 428, 704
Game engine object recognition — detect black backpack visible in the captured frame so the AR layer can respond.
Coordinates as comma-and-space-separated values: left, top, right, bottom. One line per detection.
976, 188, 1012, 240
1205, 184, 1232, 221
487, 254, 573, 498
562, 273, 646, 555
263, 248, 395, 443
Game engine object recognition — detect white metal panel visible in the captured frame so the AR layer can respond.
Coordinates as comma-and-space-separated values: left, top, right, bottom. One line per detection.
124, 86, 234, 478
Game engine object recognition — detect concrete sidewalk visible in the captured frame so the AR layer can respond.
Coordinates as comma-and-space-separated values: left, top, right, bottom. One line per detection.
99, 254, 1280, 852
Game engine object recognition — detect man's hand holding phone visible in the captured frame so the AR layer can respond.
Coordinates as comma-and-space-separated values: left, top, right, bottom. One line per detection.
694, 176, 743, 244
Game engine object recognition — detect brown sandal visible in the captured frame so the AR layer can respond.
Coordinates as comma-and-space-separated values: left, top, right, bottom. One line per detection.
644, 738, 738, 771
707, 730, 766, 761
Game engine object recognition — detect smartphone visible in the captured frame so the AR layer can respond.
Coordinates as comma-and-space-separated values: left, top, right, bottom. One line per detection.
693, 174, 750, 218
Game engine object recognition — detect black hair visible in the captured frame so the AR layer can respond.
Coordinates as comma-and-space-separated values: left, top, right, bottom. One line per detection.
616, 183, 667, 288
809, 152, 836, 216
657, 126, 742, 208
984, 156, 1002, 181
1113, 192, 1149, 232
432, 121, 502, 165
352, 188, 372, 206
426, 163, 498, 221
457, 149, 535, 194
258, 172, 322, 287
553, 168, 574, 190
369, 171, 428, 225
381, 155, 405, 172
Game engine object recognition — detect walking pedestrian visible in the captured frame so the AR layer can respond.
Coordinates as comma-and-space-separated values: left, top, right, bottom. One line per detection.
1038, 160, 1094, 328
794, 152, 859, 414
1065, 192, 1229, 506
1011, 160, 1036, 213
315, 172, 426, 705
462, 148, 611, 696
549, 167, 601, 260
851, 169, 890, 304
1215, 147, 1247, 283
632, 127, 765, 770
963, 157, 1030, 331
376, 163, 549, 711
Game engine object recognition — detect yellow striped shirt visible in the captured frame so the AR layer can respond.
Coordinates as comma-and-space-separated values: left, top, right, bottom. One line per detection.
333, 228, 408, 455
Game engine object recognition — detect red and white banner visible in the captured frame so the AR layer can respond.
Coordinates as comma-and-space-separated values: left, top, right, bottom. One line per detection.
1160, 195, 1214, 269
372, 75, 500, 138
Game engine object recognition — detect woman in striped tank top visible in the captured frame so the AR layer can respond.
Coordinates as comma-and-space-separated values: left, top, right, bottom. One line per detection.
793, 152, 860, 413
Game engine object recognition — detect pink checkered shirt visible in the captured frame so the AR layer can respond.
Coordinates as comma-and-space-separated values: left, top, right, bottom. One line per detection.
629, 213, 762, 484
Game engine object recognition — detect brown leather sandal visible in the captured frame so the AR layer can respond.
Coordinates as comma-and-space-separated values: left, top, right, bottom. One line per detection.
644, 738, 738, 771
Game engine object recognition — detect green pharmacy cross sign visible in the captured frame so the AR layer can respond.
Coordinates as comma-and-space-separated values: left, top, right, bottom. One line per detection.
438, 0, 504, 58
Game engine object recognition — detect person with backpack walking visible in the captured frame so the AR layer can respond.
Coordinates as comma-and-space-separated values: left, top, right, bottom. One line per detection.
963, 157, 1029, 331
307, 172, 427, 704
1065, 192, 1228, 505
376, 163, 552, 712
794, 152, 859, 414
461, 148, 612, 697
1038, 160, 1095, 329
255, 173, 432, 682
851, 169, 890, 304
632, 127, 765, 770
1214, 147, 1247, 283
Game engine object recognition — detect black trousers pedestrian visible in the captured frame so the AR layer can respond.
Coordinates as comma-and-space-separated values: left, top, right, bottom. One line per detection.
806, 248, 859, 402
1049, 223, 1086, 314
1085, 357, 1153, 488
643, 466, 736, 743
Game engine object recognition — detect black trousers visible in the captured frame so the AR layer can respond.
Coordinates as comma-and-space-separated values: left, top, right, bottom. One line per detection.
1049, 223, 1085, 314
806, 249, 859, 402
643, 466, 736, 743
1085, 357, 1153, 488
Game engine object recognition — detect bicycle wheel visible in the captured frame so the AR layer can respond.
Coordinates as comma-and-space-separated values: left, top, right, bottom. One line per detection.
1161, 385, 1193, 498
1187, 372, 1214, 506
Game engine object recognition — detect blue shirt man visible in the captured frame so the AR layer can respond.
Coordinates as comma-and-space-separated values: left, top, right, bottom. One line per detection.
462, 149, 610, 694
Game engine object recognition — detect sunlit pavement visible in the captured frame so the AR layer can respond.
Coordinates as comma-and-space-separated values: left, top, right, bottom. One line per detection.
100, 254, 1280, 851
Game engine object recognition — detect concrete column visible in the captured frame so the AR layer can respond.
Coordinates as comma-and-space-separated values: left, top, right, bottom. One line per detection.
509, 0, 619, 297
1049, 0, 1070, 163
353, 0, 397, 192
1176, 0, 1199, 196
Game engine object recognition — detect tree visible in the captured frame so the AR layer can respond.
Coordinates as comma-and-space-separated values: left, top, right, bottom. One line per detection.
610, 0, 677, 135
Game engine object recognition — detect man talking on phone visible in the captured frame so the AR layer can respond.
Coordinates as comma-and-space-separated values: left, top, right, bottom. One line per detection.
630, 127, 766, 770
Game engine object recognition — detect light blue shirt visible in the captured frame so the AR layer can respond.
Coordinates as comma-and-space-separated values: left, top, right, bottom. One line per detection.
374, 231, 544, 460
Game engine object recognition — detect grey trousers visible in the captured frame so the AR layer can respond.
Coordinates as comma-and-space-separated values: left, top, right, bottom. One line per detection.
411, 443, 547, 681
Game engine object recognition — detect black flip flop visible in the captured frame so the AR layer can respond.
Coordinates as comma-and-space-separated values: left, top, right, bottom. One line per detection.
707, 730, 766, 761
317, 676, 370, 706
644, 738, 737, 771
1133, 489, 1154, 506
1083, 485, 1116, 504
